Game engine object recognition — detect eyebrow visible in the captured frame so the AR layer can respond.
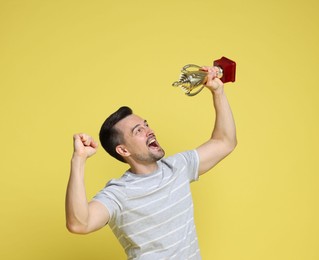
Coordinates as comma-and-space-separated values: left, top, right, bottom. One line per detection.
131, 120, 147, 134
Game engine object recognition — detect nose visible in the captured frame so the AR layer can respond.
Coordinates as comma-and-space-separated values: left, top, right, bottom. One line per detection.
146, 126, 154, 136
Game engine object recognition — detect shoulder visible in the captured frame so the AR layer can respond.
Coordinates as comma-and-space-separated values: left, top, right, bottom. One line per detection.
163, 150, 199, 165
97, 173, 130, 197
161, 150, 200, 182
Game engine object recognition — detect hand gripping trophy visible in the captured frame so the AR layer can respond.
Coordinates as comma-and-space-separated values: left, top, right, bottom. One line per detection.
172, 57, 236, 96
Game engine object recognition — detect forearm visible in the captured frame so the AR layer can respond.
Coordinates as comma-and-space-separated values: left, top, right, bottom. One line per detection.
65, 155, 90, 232
211, 87, 237, 148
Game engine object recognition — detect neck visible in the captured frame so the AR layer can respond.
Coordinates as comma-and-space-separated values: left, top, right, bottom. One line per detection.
128, 161, 159, 175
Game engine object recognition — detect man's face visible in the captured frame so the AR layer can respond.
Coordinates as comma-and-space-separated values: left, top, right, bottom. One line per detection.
115, 114, 165, 164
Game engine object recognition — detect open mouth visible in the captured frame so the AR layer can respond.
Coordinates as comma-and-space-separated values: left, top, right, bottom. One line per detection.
147, 138, 160, 149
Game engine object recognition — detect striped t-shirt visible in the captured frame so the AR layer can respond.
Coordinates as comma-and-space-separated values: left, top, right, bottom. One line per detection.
93, 150, 201, 260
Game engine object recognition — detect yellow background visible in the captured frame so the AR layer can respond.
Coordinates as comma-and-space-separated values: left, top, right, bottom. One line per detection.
0, 0, 318, 259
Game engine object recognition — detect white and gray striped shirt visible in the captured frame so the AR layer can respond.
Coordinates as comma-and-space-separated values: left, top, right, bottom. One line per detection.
93, 150, 201, 260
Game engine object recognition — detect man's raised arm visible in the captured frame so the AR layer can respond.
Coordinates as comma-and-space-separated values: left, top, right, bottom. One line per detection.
65, 134, 110, 234
196, 66, 237, 176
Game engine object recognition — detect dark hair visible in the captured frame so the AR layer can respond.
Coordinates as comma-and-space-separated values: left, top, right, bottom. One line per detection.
99, 106, 133, 163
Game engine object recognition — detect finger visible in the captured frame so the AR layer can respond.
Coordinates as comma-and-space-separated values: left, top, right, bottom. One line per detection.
200, 66, 209, 72
78, 134, 90, 146
90, 139, 99, 149
205, 70, 215, 84
73, 133, 84, 144
81, 134, 98, 148
79, 133, 87, 143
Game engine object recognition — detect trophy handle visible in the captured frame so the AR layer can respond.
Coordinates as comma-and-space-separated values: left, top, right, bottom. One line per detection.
182, 64, 202, 71
186, 85, 205, 96
183, 64, 205, 96
172, 64, 208, 96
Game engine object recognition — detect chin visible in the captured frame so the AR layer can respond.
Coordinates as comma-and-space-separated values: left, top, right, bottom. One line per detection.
157, 149, 165, 160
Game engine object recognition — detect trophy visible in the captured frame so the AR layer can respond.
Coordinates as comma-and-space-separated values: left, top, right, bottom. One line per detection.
172, 56, 236, 96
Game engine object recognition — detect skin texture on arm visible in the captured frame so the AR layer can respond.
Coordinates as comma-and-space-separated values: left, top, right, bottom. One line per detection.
196, 67, 237, 176
65, 134, 110, 234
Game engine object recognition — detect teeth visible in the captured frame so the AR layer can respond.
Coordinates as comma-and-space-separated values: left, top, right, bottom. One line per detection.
149, 139, 155, 144
148, 138, 156, 146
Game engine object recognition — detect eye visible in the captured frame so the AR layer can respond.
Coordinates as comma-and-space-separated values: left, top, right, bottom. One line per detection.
135, 126, 144, 134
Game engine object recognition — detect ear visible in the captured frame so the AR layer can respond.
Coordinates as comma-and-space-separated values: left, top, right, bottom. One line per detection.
115, 145, 131, 158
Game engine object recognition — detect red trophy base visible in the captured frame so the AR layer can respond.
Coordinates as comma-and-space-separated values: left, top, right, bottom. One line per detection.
213, 56, 236, 83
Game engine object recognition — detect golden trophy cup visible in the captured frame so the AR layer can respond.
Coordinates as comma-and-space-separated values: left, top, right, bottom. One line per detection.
172, 56, 236, 96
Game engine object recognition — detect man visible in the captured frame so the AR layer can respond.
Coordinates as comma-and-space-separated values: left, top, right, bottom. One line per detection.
65, 66, 237, 259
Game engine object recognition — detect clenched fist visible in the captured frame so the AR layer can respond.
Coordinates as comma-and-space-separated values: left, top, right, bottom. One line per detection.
201, 66, 224, 93
73, 133, 98, 159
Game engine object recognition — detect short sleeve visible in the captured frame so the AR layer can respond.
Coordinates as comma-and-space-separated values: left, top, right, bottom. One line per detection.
92, 181, 123, 222
165, 150, 200, 182
179, 150, 200, 182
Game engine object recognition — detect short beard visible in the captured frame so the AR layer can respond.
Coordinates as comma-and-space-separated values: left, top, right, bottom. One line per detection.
134, 149, 165, 163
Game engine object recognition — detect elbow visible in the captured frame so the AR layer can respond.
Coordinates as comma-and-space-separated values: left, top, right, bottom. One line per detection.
226, 138, 237, 155
232, 137, 238, 151
66, 222, 81, 234
66, 222, 76, 234
66, 220, 89, 235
